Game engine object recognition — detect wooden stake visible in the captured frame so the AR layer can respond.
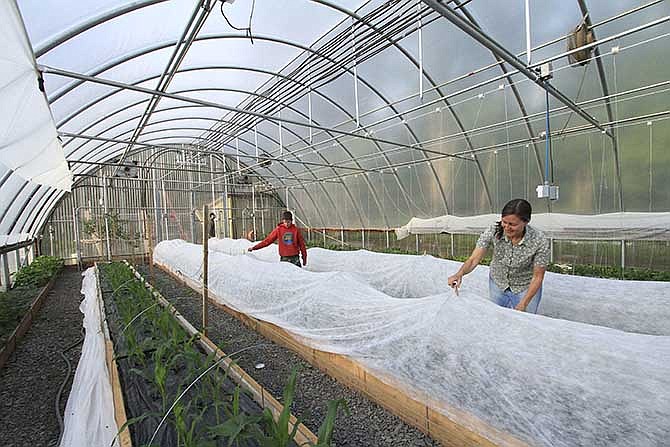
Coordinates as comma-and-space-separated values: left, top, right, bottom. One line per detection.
202, 205, 209, 336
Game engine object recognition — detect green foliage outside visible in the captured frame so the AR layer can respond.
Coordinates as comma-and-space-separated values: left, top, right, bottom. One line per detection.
103, 262, 346, 447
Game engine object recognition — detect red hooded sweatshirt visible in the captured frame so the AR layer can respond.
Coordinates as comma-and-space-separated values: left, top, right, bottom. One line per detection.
251, 223, 307, 264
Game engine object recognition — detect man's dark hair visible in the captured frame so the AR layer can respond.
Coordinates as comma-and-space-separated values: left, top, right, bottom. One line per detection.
281, 210, 293, 221
209, 213, 215, 219
495, 199, 532, 239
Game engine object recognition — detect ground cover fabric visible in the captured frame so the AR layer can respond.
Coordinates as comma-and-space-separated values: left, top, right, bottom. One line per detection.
155, 239, 670, 447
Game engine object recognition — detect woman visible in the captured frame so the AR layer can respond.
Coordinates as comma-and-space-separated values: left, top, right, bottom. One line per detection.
447, 199, 550, 313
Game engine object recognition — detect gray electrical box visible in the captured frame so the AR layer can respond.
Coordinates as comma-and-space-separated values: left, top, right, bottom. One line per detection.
536, 183, 559, 200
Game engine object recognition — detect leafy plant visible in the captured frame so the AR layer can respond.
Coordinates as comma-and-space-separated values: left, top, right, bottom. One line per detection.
13, 255, 63, 288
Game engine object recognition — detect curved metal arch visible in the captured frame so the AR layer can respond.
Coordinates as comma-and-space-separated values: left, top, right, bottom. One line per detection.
69, 104, 361, 230
65, 97, 361, 229
7, 185, 44, 235
46, 34, 450, 224
0, 179, 30, 229
56, 64, 412, 228
75, 131, 335, 230
18, 186, 52, 236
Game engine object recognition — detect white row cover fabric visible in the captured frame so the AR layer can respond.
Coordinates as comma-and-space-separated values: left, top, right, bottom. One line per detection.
155, 239, 670, 447
209, 238, 670, 336
60, 267, 118, 447
1, 1, 72, 191
395, 212, 670, 240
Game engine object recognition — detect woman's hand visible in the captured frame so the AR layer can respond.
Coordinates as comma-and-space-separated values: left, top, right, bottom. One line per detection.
514, 301, 527, 312
447, 273, 462, 292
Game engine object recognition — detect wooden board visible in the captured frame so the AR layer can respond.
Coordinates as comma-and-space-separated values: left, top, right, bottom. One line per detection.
155, 261, 530, 447
126, 261, 318, 446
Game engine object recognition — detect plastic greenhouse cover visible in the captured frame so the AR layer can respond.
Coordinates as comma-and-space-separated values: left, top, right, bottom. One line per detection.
395, 212, 670, 241
209, 238, 670, 336
60, 267, 119, 447
1, 1, 72, 191
155, 238, 670, 447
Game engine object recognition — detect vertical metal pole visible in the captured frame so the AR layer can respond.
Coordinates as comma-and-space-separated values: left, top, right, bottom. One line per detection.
209, 154, 216, 221
418, 1, 424, 99
260, 195, 265, 237
285, 187, 289, 209
49, 225, 54, 256
361, 229, 365, 249
450, 233, 455, 258
162, 180, 169, 240
386, 229, 390, 249
202, 205, 209, 336
308, 88, 313, 144
15, 249, 21, 270
137, 209, 145, 262
252, 185, 257, 240
341, 227, 345, 248
621, 239, 626, 279
73, 207, 82, 270
189, 191, 195, 243
254, 125, 259, 159
102, 177, 112, 261
145, 209, 154, 280
550, 237, 555, 264
0, 253, 9, 292
323, 229, 326, 247
525, 0, 532, 65
223, 158, 229, 238
236, 138, 241, 173
415, 234, 419, 253
278, 111, 283, 156
351, 18, 360, 127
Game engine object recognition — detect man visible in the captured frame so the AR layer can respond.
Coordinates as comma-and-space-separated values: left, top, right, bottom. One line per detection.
247, 210, 307, 267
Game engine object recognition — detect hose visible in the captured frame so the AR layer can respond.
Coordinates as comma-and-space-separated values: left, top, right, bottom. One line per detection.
53, 327, 85, 446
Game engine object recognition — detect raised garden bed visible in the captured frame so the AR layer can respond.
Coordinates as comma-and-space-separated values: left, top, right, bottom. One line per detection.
98, 261, 343, 447
0, 256, 63, 368
138, 264, 442, 447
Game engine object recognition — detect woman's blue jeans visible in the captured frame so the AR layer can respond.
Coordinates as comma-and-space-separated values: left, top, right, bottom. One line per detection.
488, 276, 542, 314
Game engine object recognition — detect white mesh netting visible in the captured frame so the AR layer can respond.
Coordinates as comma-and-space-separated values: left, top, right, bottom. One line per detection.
154, 239, 670, 447
395, 213, 670, 240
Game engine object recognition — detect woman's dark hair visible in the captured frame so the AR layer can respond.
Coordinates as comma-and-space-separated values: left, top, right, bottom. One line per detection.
495, 199, 532, 239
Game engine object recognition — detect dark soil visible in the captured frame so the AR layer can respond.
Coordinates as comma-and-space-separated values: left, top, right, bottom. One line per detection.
0, 267, 84, 447
137, 265, 441, 447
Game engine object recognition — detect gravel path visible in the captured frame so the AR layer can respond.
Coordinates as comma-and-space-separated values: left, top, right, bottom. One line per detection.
138, 265, 441, 447
0, 268, 84, 447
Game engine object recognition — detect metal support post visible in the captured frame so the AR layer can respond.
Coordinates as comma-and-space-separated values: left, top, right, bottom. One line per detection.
252, 185, 257, 240
621, 239, 626, 279
322, 229, 326, 247
102, 176, 112, 261
189, 191, 195, 243
15, 249, 21, 271
550, 238, 554, 264
361, 229, 365, 249
386, 229, 390, 249
450, 233, 455, 258
341, 227, 345, 248
415, 234, 419, 253
73, 207, 82, 270
1, 254, 9, 292
202, 205, 209, 336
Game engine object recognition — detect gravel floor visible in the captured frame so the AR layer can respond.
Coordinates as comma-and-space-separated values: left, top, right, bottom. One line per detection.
137, 265, 441, 447
0, 268, 84, 447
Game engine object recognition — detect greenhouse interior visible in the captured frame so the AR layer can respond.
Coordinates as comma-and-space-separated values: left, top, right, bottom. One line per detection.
1, 0, 669, 446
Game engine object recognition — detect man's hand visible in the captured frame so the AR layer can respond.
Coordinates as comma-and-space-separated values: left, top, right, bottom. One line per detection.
247, 247, 253, 252
514, 301, 528, 312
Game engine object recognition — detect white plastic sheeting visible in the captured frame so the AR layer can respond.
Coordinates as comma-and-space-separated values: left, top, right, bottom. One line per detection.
155, 239, 670, 447
60, 267, 118, 447
1, 1, 72, 191
395, 213, 670, 240
209, 238, 670, 336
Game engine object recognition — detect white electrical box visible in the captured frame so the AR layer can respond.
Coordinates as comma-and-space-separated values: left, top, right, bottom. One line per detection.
536, 183, 559, 200
539, 62, 553, 80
